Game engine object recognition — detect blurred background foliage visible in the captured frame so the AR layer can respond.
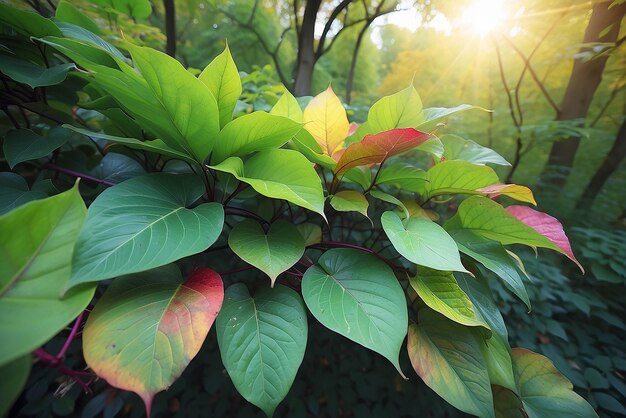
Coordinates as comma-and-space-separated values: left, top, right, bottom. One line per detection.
3, 0, 625, 417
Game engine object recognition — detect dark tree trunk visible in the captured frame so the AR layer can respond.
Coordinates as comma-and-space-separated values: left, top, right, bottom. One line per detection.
163, 0, 177, 58
293, 0, 321, 96
576, 118, 626, 210
345, 23, 369, 104
541, 1, 625, 188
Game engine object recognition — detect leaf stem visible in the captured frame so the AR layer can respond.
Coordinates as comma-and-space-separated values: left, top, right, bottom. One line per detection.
44, 163, 115, 187
56, 311, 85, 359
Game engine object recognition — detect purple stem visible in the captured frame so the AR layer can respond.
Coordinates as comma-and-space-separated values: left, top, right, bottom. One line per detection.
311, 241, 405, 272
57, 311, 85, 359
44, 163, 115, 187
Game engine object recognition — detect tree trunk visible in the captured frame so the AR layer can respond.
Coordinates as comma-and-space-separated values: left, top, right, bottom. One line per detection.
541, 1, 625, 188
163, 0, 176, 58
345, 23, 369, 104
293, 0, 321, 96
576, 118, 626, 210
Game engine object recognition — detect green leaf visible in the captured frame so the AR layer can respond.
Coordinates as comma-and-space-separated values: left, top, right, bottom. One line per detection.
210, 149, 326, 218
126, 44, 219, 161
501, 348, 599, 418
381, 211, 467, 272
376, 163, 426, 192
457, 275, 516, 391
408, 309, 494, 418
3, 128, 68, 168
451, 230, 531, 310
55, 0, 101, 34
368, 85, 424, 132
83, 266, 223, 416
330, 191, 370, 220
228, 219, 305, 286
54, 21, 126, 61
199, 44, 242, 128
69, 174, 224, 288
0, 185, 94, 366
445, 196, 570, 256
302, 249, 408, 375
409, 268, 487, 329
216, 284, 307, 417
417, 105, 487, 132
296, 223, 322, 246
211, 112, 302, 163
0, 355, 31, 417
0, 173, 46, 215
38, 36, 121, 69
440, 134, 510, 166
370, 190, 409, 219
63, 125, 197, 164
0, 56, 75, 89
492, 385, 525, 418
270, 90, 303, 123
0, 3, 62, 37
422, 160, 499, 198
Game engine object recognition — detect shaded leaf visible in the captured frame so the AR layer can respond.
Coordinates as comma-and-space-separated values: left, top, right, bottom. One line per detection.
0, 56, 75, 89
0, 355, 31, 417
216, 284, 307, 417
0, 3, 61, 37
302, 249, 407, 375
83, 265, 223, 416
296, 223, 322, 246
0, 172, 46, 215
3, 128, 68, 168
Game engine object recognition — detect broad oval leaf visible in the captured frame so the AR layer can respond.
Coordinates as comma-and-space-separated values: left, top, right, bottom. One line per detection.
211, 112, 302, 163
83, 265, 224, 416
409, 268, 488, 329
506, 205, 583, 272
381, 211, 467, 272
228, 219, 305, 286
0, 355, 31, 416
56, 0, 101, 34
445, 196, 580, 269
216, 284, 307, 417
3, 128, 69, 169
0, 3, 61, 37
302, 249, 408, 375
209, 149, 326, 218
478, 184, 537, 206
501, 348, 599, 418
0, 185, 94, 366
334, 128, 434, 176
408, 309, 494, 418
69, 173, 224, 288
303, 86, 349, 155
329, 191, 370, 220
0, 56, 75, 89
199, 44, 242, 128
440, 134, 510, 166
368, 85, 424, 131
423, 160, 499, 198
270, 90, 303, 123
376, 163, 426, 192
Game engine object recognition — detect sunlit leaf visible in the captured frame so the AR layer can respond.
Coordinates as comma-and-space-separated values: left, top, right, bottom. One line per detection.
271, 89, 303, 122
302, 249, 407, 376
0, 185, 93, 366
83, 265, 223, 416
303, 86, 349, 155
478, 184, 537, 206
417, 105, 487, 132
69, 174, 224, 288
408, 309, 494, 418
216, 284, 307, 417
199, 43, 242, 128
440, 134, 510, 166
368, 85, 424, 131
228, 219, 305, 286
330, 191, 370, 220
0, 3, 61, 37
334, 128, 434, 175
56, 0, 101, 34
375, 163, 427, 192
422, 160, 499, 198
381, 211, 467, 272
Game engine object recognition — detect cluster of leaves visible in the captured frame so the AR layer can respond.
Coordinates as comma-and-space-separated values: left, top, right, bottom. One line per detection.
0, 4, 601, 418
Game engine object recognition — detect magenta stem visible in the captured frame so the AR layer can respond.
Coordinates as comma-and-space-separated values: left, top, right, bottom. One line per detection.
57, 310, 85, 359
45, 163, 115, 187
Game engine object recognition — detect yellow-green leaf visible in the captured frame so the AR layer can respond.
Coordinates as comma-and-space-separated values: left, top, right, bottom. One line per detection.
303, 86, 349, 155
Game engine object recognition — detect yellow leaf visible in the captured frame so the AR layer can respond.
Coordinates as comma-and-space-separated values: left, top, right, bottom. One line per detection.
303, 86, 349, 155
477, 184, 537, 206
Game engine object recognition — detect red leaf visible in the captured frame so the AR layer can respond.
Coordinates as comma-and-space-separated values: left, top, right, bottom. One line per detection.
506, 206, 583, 272
334, 128, 432, 175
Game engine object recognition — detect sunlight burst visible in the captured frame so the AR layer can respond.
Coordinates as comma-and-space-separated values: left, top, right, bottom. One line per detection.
463, 0, 507, 36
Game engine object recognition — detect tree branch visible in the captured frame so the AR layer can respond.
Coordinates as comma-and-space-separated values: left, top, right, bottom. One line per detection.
317, 0, 353, 57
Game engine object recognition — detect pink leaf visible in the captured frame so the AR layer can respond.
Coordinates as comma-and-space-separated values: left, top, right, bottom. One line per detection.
506, 206, 583, 272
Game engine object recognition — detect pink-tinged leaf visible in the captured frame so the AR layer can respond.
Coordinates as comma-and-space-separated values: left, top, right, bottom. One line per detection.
506, 206, 583, 272
477, 184, 537, 205
348, 122, 359, 136
334, 128, 433, 175
83, 265, 224, 416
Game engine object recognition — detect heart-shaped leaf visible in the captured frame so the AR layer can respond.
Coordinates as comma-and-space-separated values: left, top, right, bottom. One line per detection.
228, 219, 305, 285
329, 191, 370, 220
367, 85, 424, 131
69, 173, 224, 288
382, 211, 467, 272
303, 86, 349, 155
216, 284, 307, 417
3, 128, 69, 169
0, 172, 46, 216
408, 309, 494, 418
0, 185, 93, 366
334, 128, 434, 176
302, 249, 408, 375
83, 265, 224, 417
